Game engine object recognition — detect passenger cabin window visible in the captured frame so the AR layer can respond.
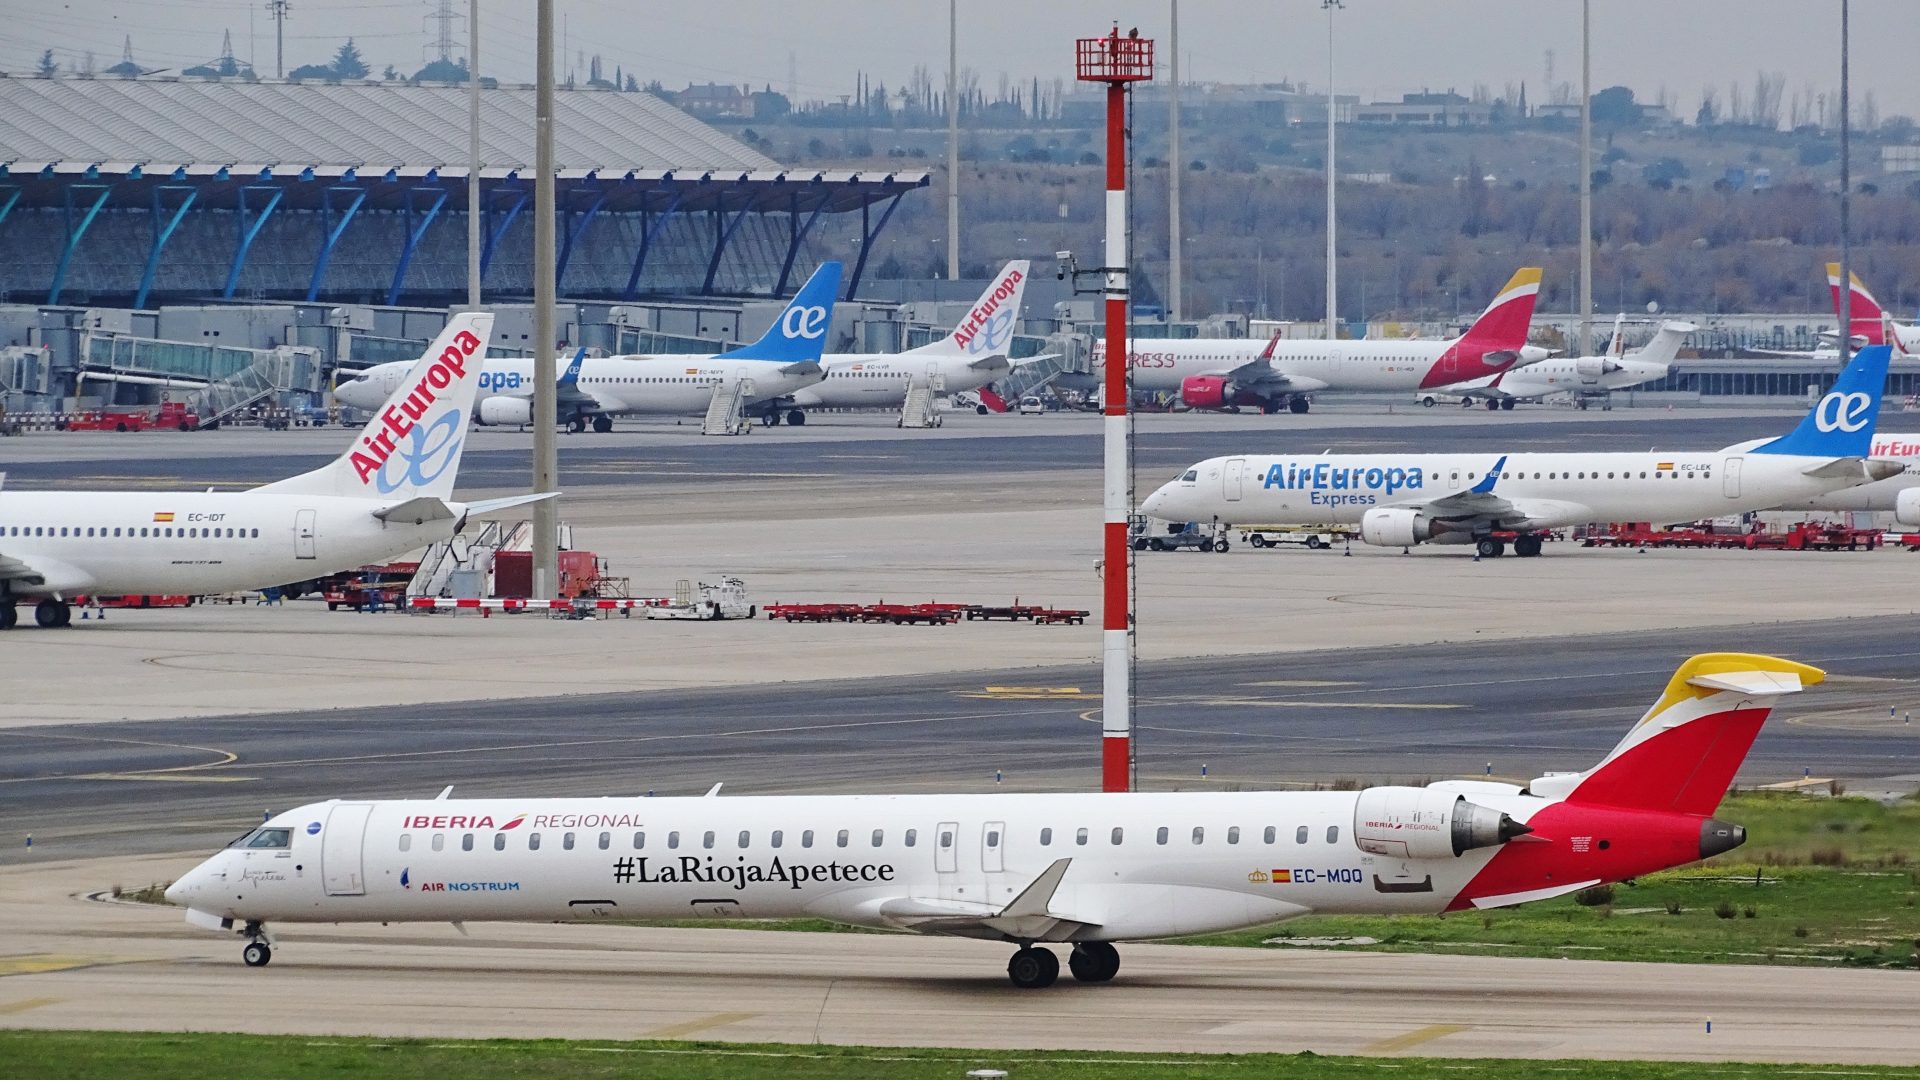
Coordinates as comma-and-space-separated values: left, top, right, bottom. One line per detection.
1296, 826, 1309, 844
528, 832, 541, 851
1228, 826, 1241, 845
246, 828, 292, 849
432, 833, 445, 852
494, 833, 506, 851
738, 830, 751, 848
633, 831, 645, 850
836, 829, 850, 848
668, 830, 680, 849
1326, 826, 1340, 843
1156, 827, 1169, 845
1264, 826, 1277, 844
1111, 827, 1124, 845
872, 829, 884, 847
598, 831, 611, 850
803, 829, 816, 848
1192, 826, 1205, 845
703, 830, 715, 849
398, 834, 412, 852
462, 834, 474, 852
938, 829, 952, 850
562, 832, 576, 850
770, 830, 783, 848
904, 828, 917, 847
1076, 827, 1089, 846
1040, 827, 1053, 846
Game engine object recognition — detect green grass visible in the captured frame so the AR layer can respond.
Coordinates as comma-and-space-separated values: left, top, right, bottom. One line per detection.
7, 1030, 1920, 1080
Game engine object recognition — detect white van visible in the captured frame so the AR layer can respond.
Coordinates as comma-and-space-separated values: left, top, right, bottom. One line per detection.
1017, 396, 1047, 415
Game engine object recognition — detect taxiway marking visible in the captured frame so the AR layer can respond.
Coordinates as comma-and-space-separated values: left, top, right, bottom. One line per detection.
644, 1011, 757, 1039
1364, 1022, 1470, 1053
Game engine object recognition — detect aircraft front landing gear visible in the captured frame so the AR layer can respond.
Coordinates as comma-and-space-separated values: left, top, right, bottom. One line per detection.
241, 920, 273, 967
1007, 945, 1059, 989
1068, 942, 1120, 983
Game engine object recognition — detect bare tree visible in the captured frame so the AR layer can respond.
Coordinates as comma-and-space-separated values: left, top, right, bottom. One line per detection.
1751, 71, 1785, 131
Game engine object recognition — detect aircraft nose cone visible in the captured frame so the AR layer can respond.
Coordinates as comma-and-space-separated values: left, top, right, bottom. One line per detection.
163, 878, 188, 906
1141, 484, 1171, 518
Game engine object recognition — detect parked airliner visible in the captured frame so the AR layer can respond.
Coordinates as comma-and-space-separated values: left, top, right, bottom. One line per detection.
1080, 267, 1545, 414
1425, 318, 1691, 411
1829, 263, 1917, 357
0, 314, 548, 629
169, 653, 1812, 987
1140, 345, 1900, 558
336, 262, 842, 431
1768, 431, 1920, 524
786, 260, 1037, 417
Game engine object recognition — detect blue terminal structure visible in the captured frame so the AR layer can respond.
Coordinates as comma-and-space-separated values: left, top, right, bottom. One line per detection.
0, 76, 927, 307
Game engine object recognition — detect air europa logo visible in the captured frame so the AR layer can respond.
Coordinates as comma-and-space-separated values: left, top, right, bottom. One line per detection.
353, 327, 482, 489
780, 304, 829, 340
1814, 391, 1872, 433
953, 268, 1025, 354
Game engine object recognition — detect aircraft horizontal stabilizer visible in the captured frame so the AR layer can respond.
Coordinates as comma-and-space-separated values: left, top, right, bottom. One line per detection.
780, 360, 823, 376
462, 492, 561, 516
966, 352, 1012, 372
373, 496, 457, 525
876, 857, 1098, 941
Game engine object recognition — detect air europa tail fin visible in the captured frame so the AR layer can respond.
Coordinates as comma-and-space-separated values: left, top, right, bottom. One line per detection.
1458, 267, 1543, 350
912, 260, 1032, 359
1530, 653, 1824, 816
715, 261, 843, 363
256, 312, 493, 501
1750, 343, 1890, 457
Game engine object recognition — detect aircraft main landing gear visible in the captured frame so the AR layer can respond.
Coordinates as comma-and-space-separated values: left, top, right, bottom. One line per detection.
0, 602, 15, 631
34, 598, 70, 628
1513, 534, 1544, 558
1288, 395, 1310, 415
1475, 537, 1506, 558
1068, 942, 1120, 983
1007, 945, 1059, 989
592, 415, 613, 433
786, 408, 807, 426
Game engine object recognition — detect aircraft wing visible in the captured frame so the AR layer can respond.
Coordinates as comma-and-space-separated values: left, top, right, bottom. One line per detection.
1428, 372, 1510, 399
875, 858, 1100, 942
0, 550, 46, 588
1397, 459, 1593, 531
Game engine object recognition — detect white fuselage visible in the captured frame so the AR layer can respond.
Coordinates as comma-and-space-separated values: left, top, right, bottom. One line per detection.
167, 791, 1538, 938
1443, 357, 1670, 401
1142, 450, 1871, 532
1102, 338, 1542, 395
790, 348, 996, 410
0, 490, 452, 596
338, 355, 822, 416
1773, 434, 1920, 516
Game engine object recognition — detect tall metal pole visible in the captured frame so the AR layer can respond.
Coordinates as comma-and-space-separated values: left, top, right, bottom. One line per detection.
1167, 0, 1182, 322
531, 0, 558, 597
267, 0, 289, 79
1578, 0, 1592, 356
466, 0, 481, 307
946, 0, 959, 280
1838, 0, 1852, 365
1323, 0, 1340, 340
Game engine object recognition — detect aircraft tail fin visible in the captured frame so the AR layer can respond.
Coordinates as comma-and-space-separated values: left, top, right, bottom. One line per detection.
1827, 261, 1889, 347
1530, 654, 1823, 816
910, 260, 1032, 359
256, 312, 493, 501
1749, 344, 1890, 457
714, 261, 842, 363
559, 347, 586, 388
1631, 321, 1696, 369
1457, 267, 1543, 352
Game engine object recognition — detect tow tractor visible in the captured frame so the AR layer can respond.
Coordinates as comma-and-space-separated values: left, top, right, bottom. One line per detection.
645, 576, 755, 620
1129, 516, 1230, 553
1240, 524, 1357, 550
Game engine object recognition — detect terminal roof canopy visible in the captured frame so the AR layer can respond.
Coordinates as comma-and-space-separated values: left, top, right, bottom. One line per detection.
0, 75, 779, 174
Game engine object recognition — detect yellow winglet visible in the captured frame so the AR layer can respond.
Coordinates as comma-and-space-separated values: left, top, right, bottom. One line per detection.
1644, 652, 1826, 722
1501, 267, 1543, 292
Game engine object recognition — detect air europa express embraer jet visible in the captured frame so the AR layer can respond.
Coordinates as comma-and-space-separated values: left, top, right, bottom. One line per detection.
170, 653, 1813, 988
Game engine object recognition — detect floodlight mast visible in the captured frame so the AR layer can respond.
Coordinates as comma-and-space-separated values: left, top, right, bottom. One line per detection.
1074, 28, 1152, 794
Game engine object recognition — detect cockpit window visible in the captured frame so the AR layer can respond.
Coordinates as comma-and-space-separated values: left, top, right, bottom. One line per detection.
245, 828, 292, 849
1181, 469, 1199, 482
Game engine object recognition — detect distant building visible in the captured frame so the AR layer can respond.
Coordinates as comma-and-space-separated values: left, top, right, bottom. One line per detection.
1883, 145, 1920, 174
675, 82, 753, 120
1061, 81, 1357, 127
1356, 91, 1490, 127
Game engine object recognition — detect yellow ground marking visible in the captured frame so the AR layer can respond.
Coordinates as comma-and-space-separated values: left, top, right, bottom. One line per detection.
961, 687, 1096, 700
0, 997, 62, 1014
0, 731, 243, 786
1365, 1023, 1470, 1054
0, 955, 110, 976
69, 772, 255, 783
1241, 680, 1362, 688
1196, 698, 1466, 710
643, 1011, 757, 1039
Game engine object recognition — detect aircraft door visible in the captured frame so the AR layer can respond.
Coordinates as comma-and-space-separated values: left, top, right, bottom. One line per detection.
294, 509, 317, 559
1722, 456, 1743, 499
935, 820, 959, 874
926, 361, 944, 392
320, 802, 375, 896
982, 821, 1006, 873
1224, 457, 1246, 502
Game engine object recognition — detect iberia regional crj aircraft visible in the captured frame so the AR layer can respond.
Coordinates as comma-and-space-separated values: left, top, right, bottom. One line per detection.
169, 653, 1816, 988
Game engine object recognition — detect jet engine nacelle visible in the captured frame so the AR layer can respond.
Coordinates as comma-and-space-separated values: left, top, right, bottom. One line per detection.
476, 396, 532, 427
1359, 507, 1435, 548
1353, 786, 1531, 860
1180, 375, 1233, 410
1896, 486, 1920, 527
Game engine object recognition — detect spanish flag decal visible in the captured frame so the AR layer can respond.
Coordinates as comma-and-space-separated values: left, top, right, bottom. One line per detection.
1271, 868, 1293, 883
152, 512, 175, 523
1655, 462, 1675, 471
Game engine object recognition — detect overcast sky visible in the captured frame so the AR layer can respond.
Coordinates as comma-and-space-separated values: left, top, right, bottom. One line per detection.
7, 1, 1914, 124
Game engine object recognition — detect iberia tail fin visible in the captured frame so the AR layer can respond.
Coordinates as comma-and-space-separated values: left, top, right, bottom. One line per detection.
1827, 261, 1889, 347
1528, 653, 1824, 816
256, 312, 492, 501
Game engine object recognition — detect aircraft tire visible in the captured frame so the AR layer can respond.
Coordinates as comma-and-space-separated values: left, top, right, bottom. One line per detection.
1288, 395, 1310, 415
787, 409, 807, 426
243, 942, 271, 967
566, 417, 586, 434
1069, 942, 1120, 983
1476, 538, 1506, 559
34, 599, 69, 628
1514, 535, 1544, 558
0, 603, 15, 630
592, 415, 613, 434
1500, 399, 1516, 411
1007, 946, 1059, 989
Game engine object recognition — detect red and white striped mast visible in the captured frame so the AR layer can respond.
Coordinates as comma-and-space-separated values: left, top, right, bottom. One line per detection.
1075, 28, 1152, 794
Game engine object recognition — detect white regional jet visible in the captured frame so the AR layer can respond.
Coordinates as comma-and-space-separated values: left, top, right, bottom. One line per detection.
0, 314, 547, 629
1088, 267, 1547, 414
1140, 345, 1901, 558
786, 260, 1035, 416
168, 652, 1816, 988
1422, 318, 1691, 411
336, 262, 842, 431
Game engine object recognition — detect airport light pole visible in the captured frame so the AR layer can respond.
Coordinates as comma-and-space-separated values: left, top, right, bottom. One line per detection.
1323, 0, 1341, 341
466, 0, 481, 307
531, 0, 559, 598
1838, 0, 1852, 367
1075, 28, 1153, 794
946, 0, 959, 281
1167, 0, 1182, 323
